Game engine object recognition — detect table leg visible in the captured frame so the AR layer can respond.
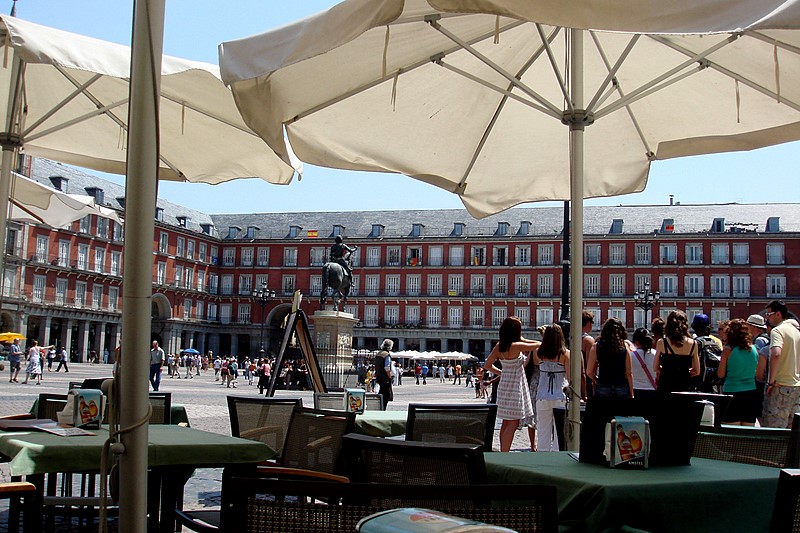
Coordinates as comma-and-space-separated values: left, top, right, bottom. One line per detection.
156, 466, 194, 533
147, 469, 161, 533
23, 474, 43, 533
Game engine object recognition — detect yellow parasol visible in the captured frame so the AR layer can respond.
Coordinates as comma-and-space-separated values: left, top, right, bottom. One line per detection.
0, 332, 24, 343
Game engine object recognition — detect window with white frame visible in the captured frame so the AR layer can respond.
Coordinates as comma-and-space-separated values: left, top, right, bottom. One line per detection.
471, 246, 486, 266
207, 303, 218, 321
208, 273, 218, 294
175, 266, 183, 288
610, 274, 625, 297
241, 247, 253, 266
80, 216, 91, 234
366, 247, 381, 267
221, 274, 233, 295
75, 282, 87, 307
493, 246, 508, 266
492, 307, 506, 328
176, 237, 185, 257
429, 246, 443, 267
609, 243, 626, 265
711, 243, 729, 265
186, 240, 195, 260
407, 246, 422, 266
471, 275, 485, 296
584, 274, 600, 297
585, 308, 601, 331
733, 275, 750, 298
198, 242, 207, 262
635, 244, 650, 265
185, 267, 194, 289
493, 275, 507, 297
767, 243, 785, 265
92, 284, 103, 309
633, 308, 647, 329
448, 306, 462, 328
282, 275, 295, 295
515, 307, 530, 328
220, 304, 232, 324
310, 247, 326, 266
108, 286, 119, 311
406, 306, 420, 326
96, 217, 108, 238
538, 274, 553, 297
539, 244, 554, 266
36, 236, 48, 263
427, 306, 441, 328
536, 307, 553, 327
634, 275, 651, 294
77, 244, 89, 270
237, 303, 250, 323
428, 275, 442, 296
112, 222, 123, 242
385, 306, 400, 326
365, 275, 380, 296
238, 274, 252, 295
711, 308, 730, 328
660, 275, 678, 297
33, 275, 46, 303
310, 275, 322, 296
685, 275, 704, 297
710, 275, 729, 297
387, 247, 401, 266
659, 308, 673, 322
195, 300, 204, 319
350, 275, 359, 296
223, 247, 236, 266
94, 248, 105, 273
110, 251, 121, 276
732, 243, 749, 265
159, 232, 168, 253
386, 274, 400, 296
257, 247, 269, 266
660, 243, 677, 265
767, 275, 787, 297
55, 278, 67, 306
157, 262, 166, 285
584, 244, 601, 265
58, 240, 70, 267
182, 298, 192, 319
608, 308, 626, 326
470, 307, 484, 328
516, 245, 531, 266
283, 247, 297, 267
406, 274, 421, 296
685, 243, 703, 265
349, 248, 361, 267
448, 245, 464, 266
448, 274, 463, 296
515, 275, 530, 297
197, 271, 206, 292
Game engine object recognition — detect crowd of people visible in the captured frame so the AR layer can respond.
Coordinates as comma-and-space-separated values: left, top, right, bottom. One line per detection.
482, 299, 800, 453
6, 338, 70, 385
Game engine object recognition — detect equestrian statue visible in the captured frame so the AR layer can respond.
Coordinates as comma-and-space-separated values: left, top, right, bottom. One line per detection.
320, 235, 357, 311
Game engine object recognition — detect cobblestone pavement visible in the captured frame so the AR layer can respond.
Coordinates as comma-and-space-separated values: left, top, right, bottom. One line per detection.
0, 363, 537, 527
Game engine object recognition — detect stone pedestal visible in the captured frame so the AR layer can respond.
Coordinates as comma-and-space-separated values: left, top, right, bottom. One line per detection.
311, 310, 358, 390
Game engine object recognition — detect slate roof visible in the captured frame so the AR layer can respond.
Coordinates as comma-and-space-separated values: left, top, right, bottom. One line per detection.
27, 158, 800, 241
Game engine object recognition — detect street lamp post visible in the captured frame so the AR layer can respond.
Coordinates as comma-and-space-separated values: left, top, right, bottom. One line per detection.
633, 281, 660, 327
253, 281, 276, 353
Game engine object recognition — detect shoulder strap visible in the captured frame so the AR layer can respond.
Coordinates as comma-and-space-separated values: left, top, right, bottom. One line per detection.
634, 350, 657, 388
663, 338, 674, 354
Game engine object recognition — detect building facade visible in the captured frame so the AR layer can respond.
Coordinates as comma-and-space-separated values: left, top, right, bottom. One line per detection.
4, 158, 798, 361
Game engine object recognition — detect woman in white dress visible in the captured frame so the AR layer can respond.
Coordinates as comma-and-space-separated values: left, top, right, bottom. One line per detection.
484, 316, 541, 452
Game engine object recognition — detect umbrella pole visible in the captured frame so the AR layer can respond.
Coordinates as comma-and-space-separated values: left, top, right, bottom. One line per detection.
566, 28, 584, 451
119, 1, 165, 532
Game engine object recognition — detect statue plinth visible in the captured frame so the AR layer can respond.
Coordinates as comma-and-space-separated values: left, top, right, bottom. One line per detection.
311, 310, 358, 389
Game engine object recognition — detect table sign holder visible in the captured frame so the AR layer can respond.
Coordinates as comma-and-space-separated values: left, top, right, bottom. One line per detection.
604, 416, 650, 469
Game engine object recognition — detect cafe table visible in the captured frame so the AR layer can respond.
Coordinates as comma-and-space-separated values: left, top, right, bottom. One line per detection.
484, 451, 779, 532
0, 424, 275, 532
354, 410, 407, 437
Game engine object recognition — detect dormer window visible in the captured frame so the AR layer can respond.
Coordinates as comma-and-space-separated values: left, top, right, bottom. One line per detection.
287, 225, 302, 238
410, 223, 424, 237
200, 223, 214, 236
116, 196, 125, 209
610, 219, 623, 234
766, 217, 780, 233
450, 222, 465, 237
494, 222, 510, 237
660, 219, 674, 233
155, 207, 164, 222
85, 187, 104, 205
368, 224, 384, 238
176, 216, 190, 227
226, 226, 241, 239
516, 221, 531, 236
246, 226, 259, 239
331, 225, 345, 238
711, 218, 725, 233
49, 176, 68, 192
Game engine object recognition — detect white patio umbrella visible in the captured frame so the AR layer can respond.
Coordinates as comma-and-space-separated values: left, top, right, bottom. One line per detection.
219, 0, 800, 448
0, 11, 299, 532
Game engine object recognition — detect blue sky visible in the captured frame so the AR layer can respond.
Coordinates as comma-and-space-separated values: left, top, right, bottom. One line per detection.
10, 1, 800, 215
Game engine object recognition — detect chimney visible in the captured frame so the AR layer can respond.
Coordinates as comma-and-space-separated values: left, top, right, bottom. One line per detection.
669, 195, 674, 206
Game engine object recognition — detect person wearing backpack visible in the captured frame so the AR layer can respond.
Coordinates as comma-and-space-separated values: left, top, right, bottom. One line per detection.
690, 313, 724, 393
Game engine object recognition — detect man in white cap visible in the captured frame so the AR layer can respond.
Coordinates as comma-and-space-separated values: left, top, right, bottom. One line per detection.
747, 314, 770, 422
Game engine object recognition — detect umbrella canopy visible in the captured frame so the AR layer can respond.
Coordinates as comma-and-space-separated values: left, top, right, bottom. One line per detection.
219, 0, 800, 450
0, 331, 23, 343
181, 348, 200, 355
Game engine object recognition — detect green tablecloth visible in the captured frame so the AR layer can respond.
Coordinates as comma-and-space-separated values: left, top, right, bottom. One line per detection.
29, 400, 190, 427
0, 425, 274, 476
485, 451, 779, 532
354, 410, 407, 437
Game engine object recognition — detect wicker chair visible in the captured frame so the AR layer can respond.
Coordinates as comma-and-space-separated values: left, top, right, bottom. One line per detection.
771, 468, 800, 532
342, 433, 487, 485
148, 392, 172, 424
220, 473, 557, 533
405, 403, 498, 451
36, 393, 68, 421
227, 397, 302, 455
280, 407, 356, 475
692, 415, 800, 468
0, 481, 37, 533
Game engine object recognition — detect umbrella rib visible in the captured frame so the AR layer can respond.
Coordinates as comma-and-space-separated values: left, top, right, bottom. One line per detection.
21, 73, 103, 139
585, 33, 640, 114
535, 23, 572, 113
594, 34, 738, 120
24, 98, 129, 143
595, 66, 703, 120
746, 31, 800, 56
160, 92, 258, 135
651, 35, 800, 113
427, 17, 562, 116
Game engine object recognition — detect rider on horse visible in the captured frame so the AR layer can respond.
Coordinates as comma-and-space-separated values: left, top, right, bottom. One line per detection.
330, 235, 356, 282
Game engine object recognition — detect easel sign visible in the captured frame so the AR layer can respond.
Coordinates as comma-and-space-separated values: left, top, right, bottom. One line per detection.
267, 292, 326, 397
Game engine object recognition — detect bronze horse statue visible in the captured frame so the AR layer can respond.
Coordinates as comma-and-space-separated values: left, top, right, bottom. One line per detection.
320, 261, 351, 311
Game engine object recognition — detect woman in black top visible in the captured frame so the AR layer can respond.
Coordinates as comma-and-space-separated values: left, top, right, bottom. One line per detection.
587, 317, 634, 398
653, 311, 700, 393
